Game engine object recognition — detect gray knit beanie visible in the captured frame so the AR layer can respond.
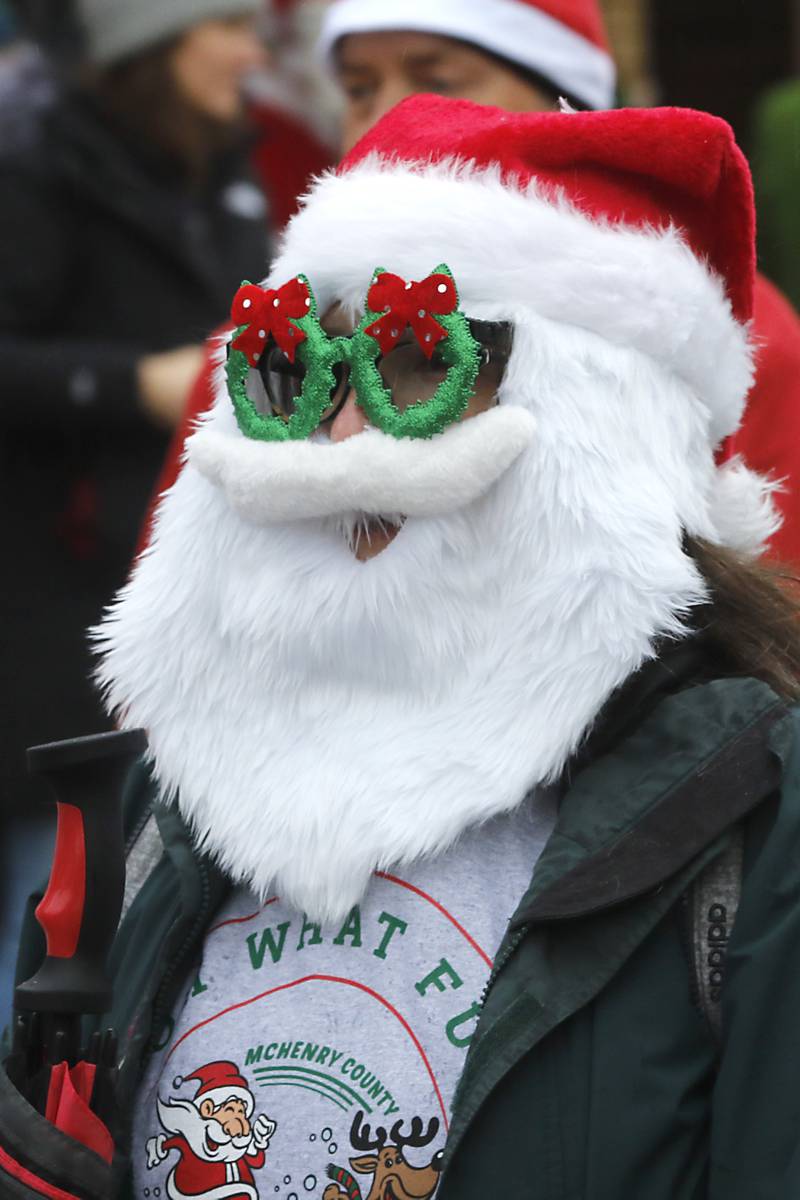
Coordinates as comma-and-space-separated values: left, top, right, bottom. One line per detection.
76, 0, 263, 66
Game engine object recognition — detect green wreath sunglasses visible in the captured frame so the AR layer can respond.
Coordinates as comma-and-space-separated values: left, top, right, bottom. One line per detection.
225, 265, 513, 442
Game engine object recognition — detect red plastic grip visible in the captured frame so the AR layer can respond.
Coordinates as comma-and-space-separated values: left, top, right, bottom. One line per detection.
34, 802, 87, 958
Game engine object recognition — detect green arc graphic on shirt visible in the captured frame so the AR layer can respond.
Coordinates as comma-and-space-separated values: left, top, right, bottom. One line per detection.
252, 1065, 371, 1113
258, 1076, 349, 1112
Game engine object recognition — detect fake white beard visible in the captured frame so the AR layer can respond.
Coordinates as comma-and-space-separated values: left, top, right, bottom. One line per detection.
95, 319, 720, 922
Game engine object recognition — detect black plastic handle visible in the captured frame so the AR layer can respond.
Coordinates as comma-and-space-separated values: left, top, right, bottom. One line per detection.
14, 729, 147, 1016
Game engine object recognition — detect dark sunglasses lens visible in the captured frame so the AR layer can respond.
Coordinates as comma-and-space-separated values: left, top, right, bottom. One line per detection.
376, 323, 512, 414
247, 342, 306, 421
378, 341, 448, 413
469, 321, 513, 405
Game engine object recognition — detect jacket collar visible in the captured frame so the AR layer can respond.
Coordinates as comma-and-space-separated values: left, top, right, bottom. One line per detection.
510, 668, 785, 929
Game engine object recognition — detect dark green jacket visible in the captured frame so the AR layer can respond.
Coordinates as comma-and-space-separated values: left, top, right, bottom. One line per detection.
9, 671, 800, 1198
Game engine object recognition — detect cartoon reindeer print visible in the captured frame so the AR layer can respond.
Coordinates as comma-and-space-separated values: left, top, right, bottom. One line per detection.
324, 1109, 443, 1200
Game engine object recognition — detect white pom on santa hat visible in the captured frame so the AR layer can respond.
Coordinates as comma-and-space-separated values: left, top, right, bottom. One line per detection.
707, 457, 784, 557
319, 0, 617, 111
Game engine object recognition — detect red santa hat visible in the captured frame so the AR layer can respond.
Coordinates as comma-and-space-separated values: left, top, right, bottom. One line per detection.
183, 1062, 255, 1117
319, 0, 616, 111
271, 96, 755, 456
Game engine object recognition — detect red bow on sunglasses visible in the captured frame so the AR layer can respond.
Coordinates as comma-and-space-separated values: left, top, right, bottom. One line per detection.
231, 277, 311, 365
365, 271, 457, 359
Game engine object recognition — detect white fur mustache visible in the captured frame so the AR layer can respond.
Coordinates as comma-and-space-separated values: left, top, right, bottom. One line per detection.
187, 406, 536, 524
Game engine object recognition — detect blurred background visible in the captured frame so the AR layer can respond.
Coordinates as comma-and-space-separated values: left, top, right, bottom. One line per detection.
1, 0, 799, 1026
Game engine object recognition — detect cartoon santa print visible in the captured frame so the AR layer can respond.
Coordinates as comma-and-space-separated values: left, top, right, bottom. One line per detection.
145, 1060, 277, 1200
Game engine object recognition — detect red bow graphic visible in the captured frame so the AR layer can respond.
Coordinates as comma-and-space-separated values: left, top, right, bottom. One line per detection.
230, 277, 311, 365
365, 272, 457, 359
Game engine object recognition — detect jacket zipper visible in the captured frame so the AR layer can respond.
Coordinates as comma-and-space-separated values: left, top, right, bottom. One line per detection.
479, 923, 529, 1009
114, 858, 214, 1189
440, 922, 531, 1176
144, 857, 213, 1078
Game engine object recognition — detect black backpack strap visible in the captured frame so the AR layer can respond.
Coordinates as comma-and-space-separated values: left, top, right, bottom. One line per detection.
686, 824, 744, 1043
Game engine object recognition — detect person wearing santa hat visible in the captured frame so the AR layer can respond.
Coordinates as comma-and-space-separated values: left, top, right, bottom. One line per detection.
6, 97, 800, 1200
146, 0, 800, 568
320, 0, 616, 149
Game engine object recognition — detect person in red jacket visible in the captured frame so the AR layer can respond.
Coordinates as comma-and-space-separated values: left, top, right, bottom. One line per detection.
725, 274, 800, 562
147, 0, 800, 564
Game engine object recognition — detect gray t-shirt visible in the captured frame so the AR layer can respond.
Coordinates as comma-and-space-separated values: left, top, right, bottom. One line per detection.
133, 795, 556, 1200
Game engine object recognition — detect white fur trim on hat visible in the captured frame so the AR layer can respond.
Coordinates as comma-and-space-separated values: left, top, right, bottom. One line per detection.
271, 159, 754, 449
319, 0, 616, 110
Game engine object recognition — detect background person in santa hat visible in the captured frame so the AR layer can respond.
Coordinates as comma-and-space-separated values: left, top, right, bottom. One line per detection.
6, 95, 800, 1200
150, 0, 800, 568
320, 0, 616, 148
